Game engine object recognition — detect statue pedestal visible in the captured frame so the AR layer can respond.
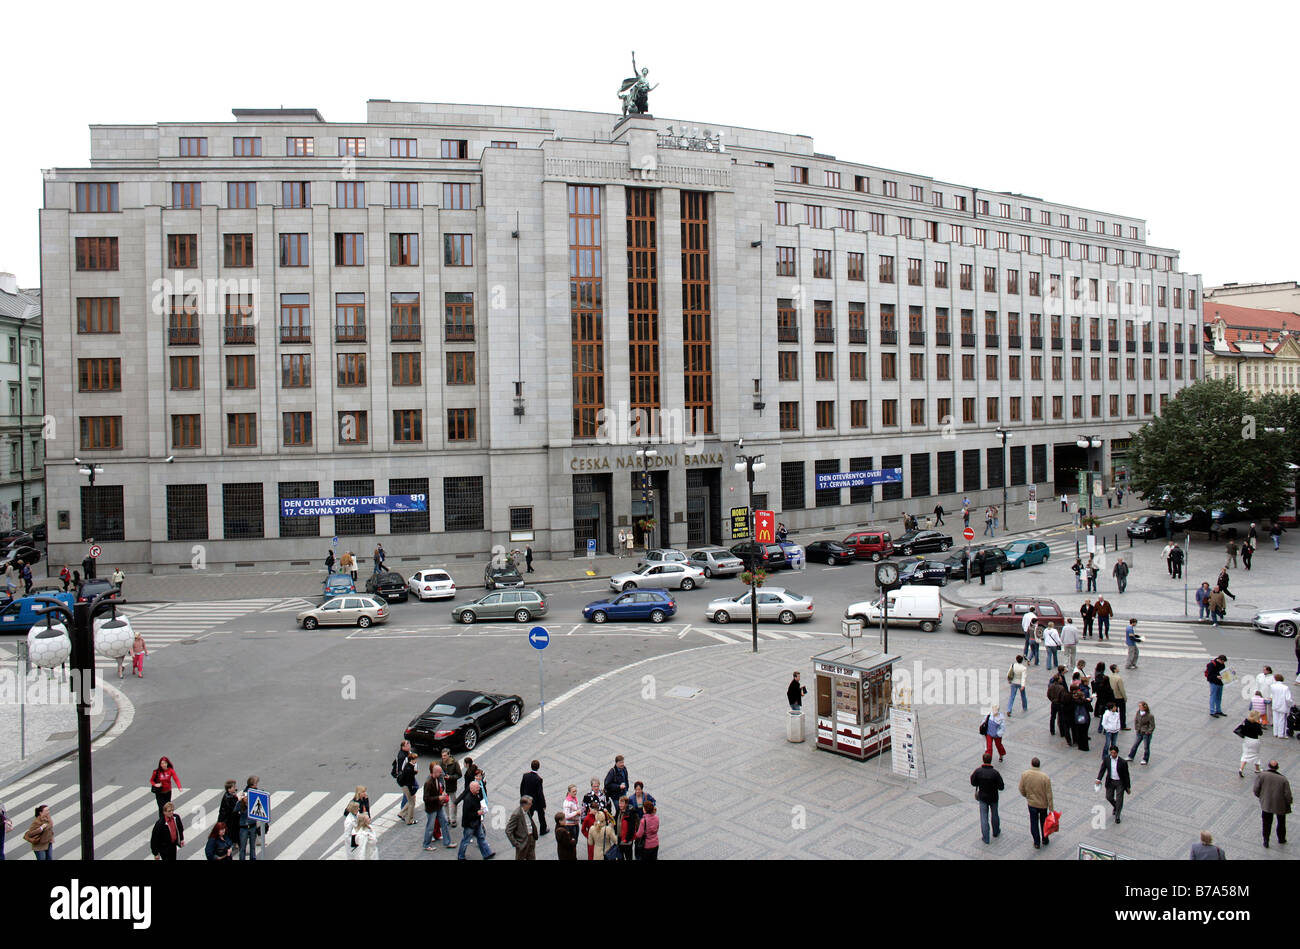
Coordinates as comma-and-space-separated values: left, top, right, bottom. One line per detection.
613, 113, 659, 178
612, 113, 656, 139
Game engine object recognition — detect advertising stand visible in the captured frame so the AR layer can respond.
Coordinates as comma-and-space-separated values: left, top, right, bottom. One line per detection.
812, 646, 899, 761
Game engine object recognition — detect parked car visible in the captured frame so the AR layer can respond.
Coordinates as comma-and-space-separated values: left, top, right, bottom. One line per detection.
484, 563, 525, 590
777, 541, 805, 566
687, 547, 744, 578
365, 570, 409, 603
76, 579, 122, 604
704, 587, 814, 625
404, 689, 523, 753
636, 548, 690, 570
451, 589, 547, 624
1003, 539, 1052, 569
0, 543, 41, 569
1126, 515, 1167, 540
322, 573, 356, 598
845, 586, 943, 632
1252, 605, 1300, 639
407, 568, 457, 601
608, 562, 706, 592
899, 558, 948, 586
841, 529, 894, 562
582, 590, 677, 624
729, 541, 790, 571
951, 595, 1064, 636
803, 541, 857, 566
893, 530, 954, 556
297, 595, 389, 629
0, 592, 76, 635
938, 547, 1009, 578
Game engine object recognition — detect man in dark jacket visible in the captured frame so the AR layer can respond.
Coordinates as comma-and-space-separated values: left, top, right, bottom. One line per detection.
970, 753, 1004, 844
787, 671, 807, 711
1096, 746, 1132, 823
149, 801, 185, 860
604, 755, 629, 806
1207, 655, 1227, 717
1046, 672, 1069, 739
1071, 689, 1091, 751
1254, 761, 1292, 848
456, 780, 495, 860
217, 779, 240, 856
504, 796, 538, 860
439, 749, 461, 826
520, 760, 548, 835
423, 763, 454, 850
1091, 666, 1115, 734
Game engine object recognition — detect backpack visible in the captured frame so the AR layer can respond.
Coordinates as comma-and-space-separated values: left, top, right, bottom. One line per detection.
1074, 705, 1089, 725
1204, 662, 1214, 681
391, 755, 402, 781
978, 715, 989, 736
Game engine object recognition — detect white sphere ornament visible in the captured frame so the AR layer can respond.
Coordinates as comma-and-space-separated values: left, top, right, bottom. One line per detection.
28, 621, 72, 669
94, 616, 134, 659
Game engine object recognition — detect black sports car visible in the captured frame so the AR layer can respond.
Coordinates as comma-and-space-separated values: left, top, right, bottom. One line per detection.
404, 689, 524, 752
365, 570, 409, 603
804, 541, 857, 565
894, 530, 953, 556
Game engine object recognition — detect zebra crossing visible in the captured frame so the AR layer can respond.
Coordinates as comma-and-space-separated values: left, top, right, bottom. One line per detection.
0, 772, 405, 860
691, 624, 829, 644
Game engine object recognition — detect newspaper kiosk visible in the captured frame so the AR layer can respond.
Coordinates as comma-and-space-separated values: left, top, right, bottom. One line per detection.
812, 646, 899, 760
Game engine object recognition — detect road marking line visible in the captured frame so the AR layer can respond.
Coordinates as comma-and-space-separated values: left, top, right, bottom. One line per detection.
677, 624, 693, 639
282, 791, 356, 861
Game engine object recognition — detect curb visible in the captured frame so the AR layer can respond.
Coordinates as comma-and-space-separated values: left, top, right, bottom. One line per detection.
0, 686, 120, 788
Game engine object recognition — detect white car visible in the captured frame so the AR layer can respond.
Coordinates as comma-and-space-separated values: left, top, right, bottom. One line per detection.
1253, 605, 1300, 639
407, 568, 457, 601
635, 548, 689, 570
609, 562, 707, 592
688, 547, 744, 578
704, 588, 815, 625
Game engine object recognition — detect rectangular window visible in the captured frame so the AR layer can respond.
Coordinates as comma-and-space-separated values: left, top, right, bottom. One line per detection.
336, 181, 365, 208
390, 138, 417, 158
444, 233, 473, 266
224, 233, 253, 268
444, 476, 485, 531
910, 399, 925, 426
338, 411, 369, 445
791, 166, 808, 184
815, 459, 841, 508
392, 409, 423, 444
805, 205, 824, 228
777, 350, 799, 381
569, 187, 603, 437
815, 351, 834, 381
849, 351, 867, 381
168, 294, 199, 345
445, 292, 474, 341
934, 261, 948, 288
781, 461, 806, 510
985, 397, 999, 422
232, 136, 261, 157
334, 233, 364, 266
850, 401, 868, 429
279, 293, 310, 343
170, 414, 201, 449
75, 237, 118, 271
224, 294, 255, 344
774, 201, 789, 225
390, 182, 419, 208
391, 292, 420, 341
441, 139, 468, 159
775, 246, 796, 276
279, 481, 320, 538
1008, 397, 1021, 421
335, 293, 366, 342
172, 182, 200, 208
880, 352, 897, 380
907, 257, 922, 286
227, 413, 257, 447
226, 181, 256, 209
77, 297, 119, 333
816, 401, 834, 430
222, 483, 263, 539
984, 266, 997, 292
879, 255, 895, 283
1006, 269, 1019, 294
959, 263, 973, 290
77, 358, 120, 392
847, 252, 864, 280
392, 351, 422, 386
961, 354, 975, 380
286, 137, 314, 157
813, 248, 832, 278
337, 137, 366, 157
281, 181, 310, 208
447, 408, 476, 441
443, 182, 472, 210
75, 182, 119, 212
391, 477, 431, 534
881, 399, 898, 427
390, 233, 419, 266
225, 354, 255, 389
909, 352, 925, 380
855, 176, 868, 193
336, 353, 367, 387
279, 232, 309, 266
282, 412, 312, 447
779, 401, 799, 431
825, 170, 841, 188
868, 212, 885, 233
178, 137, 207, 157
882, 180, 898, 198
839, 208, 856, 230
167, 233, 197, 269
446, 351, 475, 385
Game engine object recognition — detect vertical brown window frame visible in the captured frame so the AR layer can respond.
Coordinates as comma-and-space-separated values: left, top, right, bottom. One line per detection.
680, 191, 713, 435
336, 181, 365, 209
224, 233, 254, 268
389, 138, 417, 158
391, 293, 421, 342
75, 237, 118, 271
569, 185, 604, 438
279, 294, 311, 343
280, 353, 312, 388
167, 294, 200, 345
227, 181, 257, 209
232, 136, 261, 157
171, 414, 201, 449
169, 355, 199, 390
389, 182, 419, 209
336, 352, 367, 387
79, 416, 122, 450
281, 181, 310, 208
77, 358, 121, 392
390, 233, 419, 266
282, 412, 313, 446
77, 297, 120, 334
167, 233, 197, 269
178, 137, 207, 157
392, 409, 423, 444
75, 182, 119, 213
279, 232, 309, 267
285, 136, 314, 157
443, 183, 471, 209
392, 351, 422, 386
626, 187, 661, 434
446, 351, 475, 385
447, 408, 477, 441
223, 294, 255, 344
335, 293, 367, 343
227, 413, 258, 448
225, 354, 256, 389
443, 233, 473, 266
444, 292, 474, 341
334, 232, 365, 266
172, 182, 201, 209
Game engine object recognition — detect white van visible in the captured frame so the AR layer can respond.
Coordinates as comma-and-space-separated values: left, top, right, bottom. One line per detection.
844, 586, 943, 633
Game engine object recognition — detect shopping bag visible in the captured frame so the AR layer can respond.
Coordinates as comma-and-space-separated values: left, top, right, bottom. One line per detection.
1043, 810, 1061, 839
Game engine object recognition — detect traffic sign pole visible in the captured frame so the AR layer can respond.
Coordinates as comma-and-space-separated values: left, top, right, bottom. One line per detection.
529, 626, 549, 733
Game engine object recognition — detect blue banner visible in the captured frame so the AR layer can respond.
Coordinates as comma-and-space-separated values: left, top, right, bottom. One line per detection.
280, 494, 428, 517
815, 468, 904, 491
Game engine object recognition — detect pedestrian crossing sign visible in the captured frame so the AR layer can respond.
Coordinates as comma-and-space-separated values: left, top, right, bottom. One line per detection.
247, 788, 270, 823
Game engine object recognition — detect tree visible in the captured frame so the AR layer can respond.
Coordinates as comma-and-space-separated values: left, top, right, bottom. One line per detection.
1128, 379, 1290, 516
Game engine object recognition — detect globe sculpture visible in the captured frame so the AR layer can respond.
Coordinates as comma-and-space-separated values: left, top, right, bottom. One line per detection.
94, 616, 134, 660
28, 621, 71, 669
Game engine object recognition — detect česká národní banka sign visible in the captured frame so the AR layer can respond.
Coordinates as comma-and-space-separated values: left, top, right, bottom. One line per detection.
280, 495, 428, 517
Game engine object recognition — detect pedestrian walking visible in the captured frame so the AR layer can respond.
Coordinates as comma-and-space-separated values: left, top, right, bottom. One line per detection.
1100, 703, 1121, 754
1190, 831, 1226, 860
1021, 609, 1039, 665
1255, 761, 1292, 847
1124, 619, 1140, 670
788, 670, 807, 711
604, 754, 630, 806
325, 549, 335, 573
1270, 674, 1294, 739
1047, 670, 1069, 742
23, 805, 54, 860
149, 801, 185, 860
423, 764, 455, 850
588, 810, 617, 860
205, 822, 233, 860
82, 552, 97, 580
456, 780, 495, 860
1085, 557, 1099, 593
347, 784, 372, 819
933, 503, 945, 527
1225, 539, 1238, 569
505, 796, 538, 860
634, 800, 660, 860
372, 543, 386, 573
439, 750, 461, 826
1270, 521, 1283, 551
398, 752, 419, 824
1094, 596, 1113, 639
0, 800, 11, 861
1071, 688, 1092, 751
1006, 656, 1028, 716
149, 757, 182, 819
963, 506, 971, 529
1071, 557, 1083, 592
1162, 541, 1176, 577
218, 780, 241, 856
71, 569, 81, 590
1092, 663, 1114, 733
237, 776, 264, 860
1238, 711, 1265, 777
519, 760, 548, 836
1195, 581, 1211, 620
1208, 586, 1226, 626
342, 800, 360, 854
58, 564, 72, 592
1042, 623, 1062, 669
1171, 544, 1184, 579
1242, 541, 1254, 571
970, 752, 1005, 844
1206, 655, 1228, 717
347, 550, 358, 582
1095, 746, 1133, 824
1217, 567, 1236, 601
983, 506, 994, 537
525, 545, 534, 573
1060, 493, 1069, 513
21, 562, 33, 596
1108, 664, 1128, 728
1061, 618, 1079, 672
554, 813, 578, 860
1017, 758, 1054, 849
131, 631, 149, 678
982, 705, 1007, 761
350, 814, 379, 860
1127, 701, 1154, 764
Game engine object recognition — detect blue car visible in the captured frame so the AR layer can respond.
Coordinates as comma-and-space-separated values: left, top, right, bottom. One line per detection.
323, 573, 356, 597
0, 592, 76, 634
1003, 539, 1051, 569
582, 590, 677, 624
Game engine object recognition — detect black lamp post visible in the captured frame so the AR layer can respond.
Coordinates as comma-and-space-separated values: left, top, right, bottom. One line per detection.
734, 439, 766, 654
995, 428, 1009, 532
635, 447, 657, 552
1076, 435, 1102, 527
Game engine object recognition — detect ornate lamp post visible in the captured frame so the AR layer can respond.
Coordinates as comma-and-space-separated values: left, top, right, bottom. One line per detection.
1076, 435, 1102, 530
735, 439, 766, 653
635, 448, 657, 552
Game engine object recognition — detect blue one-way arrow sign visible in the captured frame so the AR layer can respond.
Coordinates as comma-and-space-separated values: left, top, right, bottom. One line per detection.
528, 626, 550, 650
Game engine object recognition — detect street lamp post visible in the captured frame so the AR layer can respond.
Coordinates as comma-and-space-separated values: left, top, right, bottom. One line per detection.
635, 448, 657, 552
1076, 435, 1102, 532
995, 428, 1009, 533
735, 439, 766, 654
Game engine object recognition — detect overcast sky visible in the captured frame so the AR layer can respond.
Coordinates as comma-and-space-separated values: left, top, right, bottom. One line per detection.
3, 0, 1294, 291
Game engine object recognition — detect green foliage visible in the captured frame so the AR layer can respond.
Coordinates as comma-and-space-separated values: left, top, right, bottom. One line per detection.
1129, 379, 1290, 515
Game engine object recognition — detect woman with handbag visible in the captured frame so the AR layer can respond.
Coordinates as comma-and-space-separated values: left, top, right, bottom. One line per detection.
149, 757, 182, 819
982, 705, 1006, 761
1237, 710, 1264, 777
633, 800, 660, 860
589, 811, 618, 860
1127, 701, 1155, 765
562, 784, 582, 839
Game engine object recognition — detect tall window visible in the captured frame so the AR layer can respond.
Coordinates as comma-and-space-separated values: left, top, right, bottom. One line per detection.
391, 293, 421, 342
444, 476, 484, 532
336, 353, 366, 386
446, 352, 475, 384
626, 188, 660, 433
569, 185, 603, 438
224, 233, 253, 268
779, 401, 799, 431
444, 233, 472, 266
279, 293, 310, 343
813, 249, 832, 278
168, 294, 199, 345
224, 294, 255, 344
847, 252, 864, 280
390, 477, 431, 534
335, 293, 366, 342
390, 233, 418, 265
680, 192, 714, 435
445, 292, 474, 341
222, 483, 264, 539
775, 247, 796, 276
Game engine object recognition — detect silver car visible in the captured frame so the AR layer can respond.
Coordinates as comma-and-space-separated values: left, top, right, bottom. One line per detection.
704, 587, 815, 625
609, 562, 707, 592
298, 595, 390, 629
688, 547, 744, 578
635, 548, 689, 570
1253, 605, 1300, 639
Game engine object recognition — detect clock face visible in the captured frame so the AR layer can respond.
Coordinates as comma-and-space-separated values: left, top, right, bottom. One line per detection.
877, 563, 899, 586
